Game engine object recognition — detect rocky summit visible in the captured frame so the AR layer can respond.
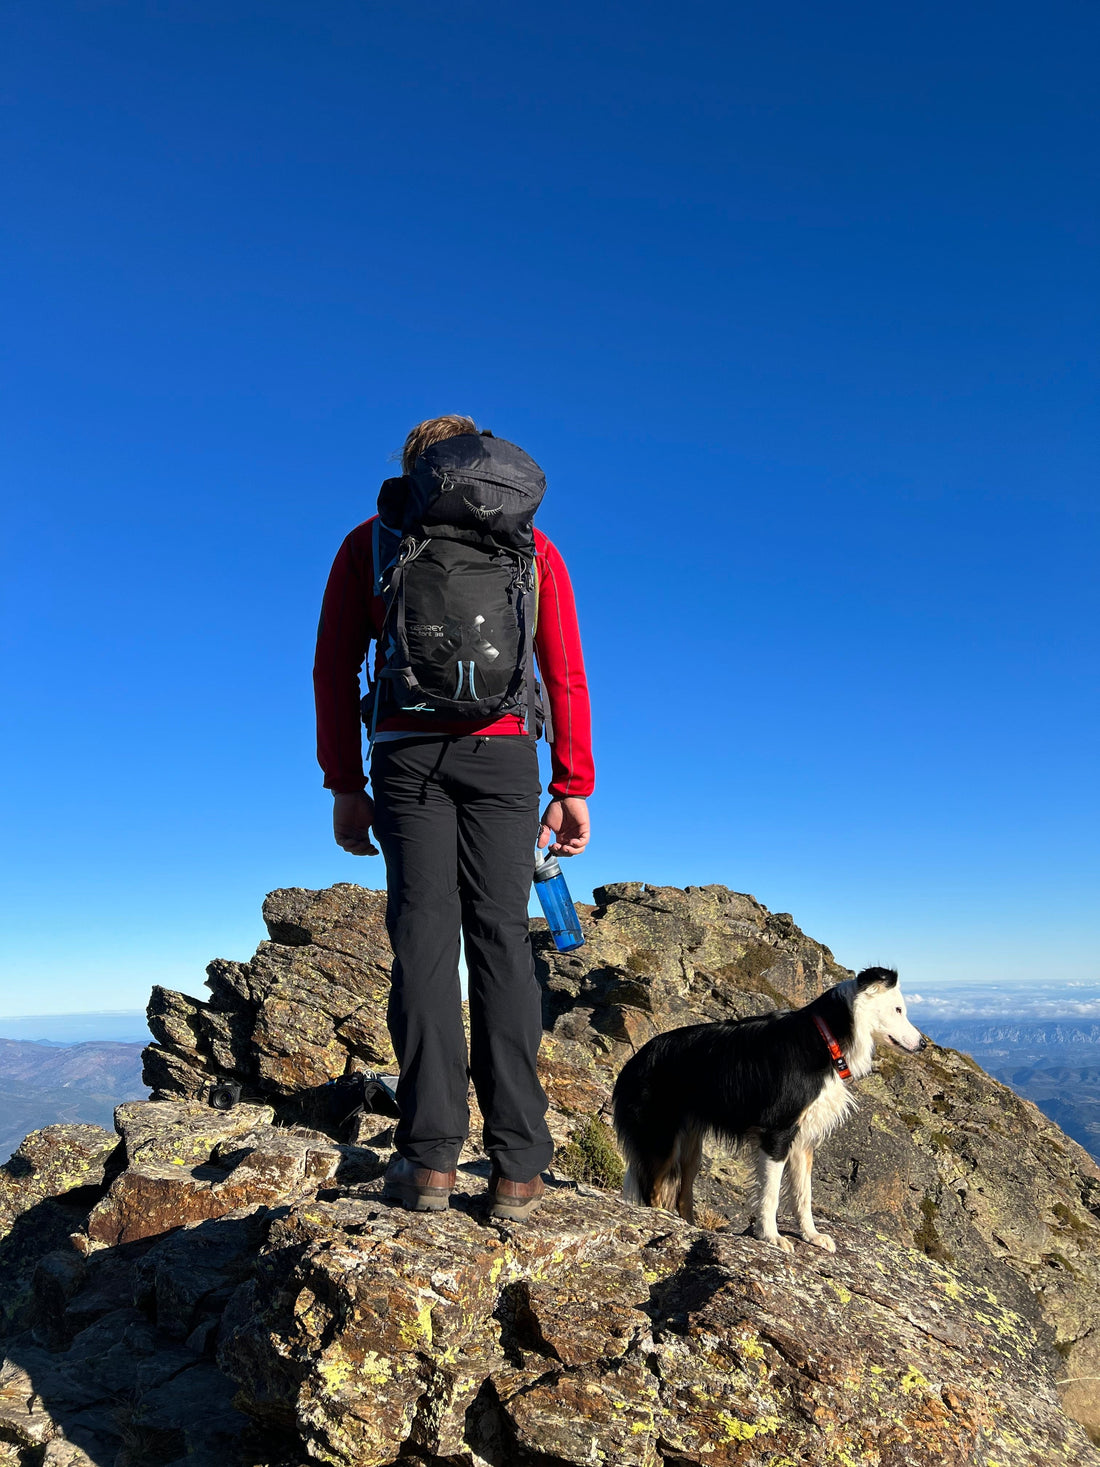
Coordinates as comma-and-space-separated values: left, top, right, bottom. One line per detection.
2, 881, 1099, 1466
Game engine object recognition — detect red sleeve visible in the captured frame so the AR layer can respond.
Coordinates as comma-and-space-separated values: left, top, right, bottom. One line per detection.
534, 531, 595, 799
313, 522, 376, 793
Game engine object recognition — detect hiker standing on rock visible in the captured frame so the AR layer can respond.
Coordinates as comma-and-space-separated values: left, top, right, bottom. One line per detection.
313, 415, 594, 1220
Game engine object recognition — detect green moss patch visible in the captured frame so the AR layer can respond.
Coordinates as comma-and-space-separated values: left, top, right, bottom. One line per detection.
710, 944, 785, 999
914, 1194, 954, 1264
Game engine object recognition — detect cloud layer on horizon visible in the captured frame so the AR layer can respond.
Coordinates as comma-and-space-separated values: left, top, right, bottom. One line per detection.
908, 988, 1100, 1022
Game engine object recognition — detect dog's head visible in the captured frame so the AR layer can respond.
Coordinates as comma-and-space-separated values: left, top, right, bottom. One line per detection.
853, 967, 926, 1053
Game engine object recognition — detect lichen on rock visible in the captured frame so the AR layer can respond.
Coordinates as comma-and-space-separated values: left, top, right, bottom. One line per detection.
1, 879, 1098, 1463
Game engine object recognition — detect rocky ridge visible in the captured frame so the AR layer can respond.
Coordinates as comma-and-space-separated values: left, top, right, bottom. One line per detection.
0, 880, 1098, 1465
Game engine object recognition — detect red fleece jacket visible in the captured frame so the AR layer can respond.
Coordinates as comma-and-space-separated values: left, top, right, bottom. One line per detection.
313, 520, 594, 800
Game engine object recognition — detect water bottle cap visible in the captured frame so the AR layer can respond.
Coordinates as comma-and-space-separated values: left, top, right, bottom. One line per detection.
533, 847, 561, 882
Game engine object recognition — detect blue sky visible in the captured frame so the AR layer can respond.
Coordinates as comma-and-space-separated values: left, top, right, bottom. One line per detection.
2, 1, 1097, 1019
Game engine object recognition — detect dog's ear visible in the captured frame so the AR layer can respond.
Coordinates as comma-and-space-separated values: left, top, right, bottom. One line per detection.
856, 966, 899, 991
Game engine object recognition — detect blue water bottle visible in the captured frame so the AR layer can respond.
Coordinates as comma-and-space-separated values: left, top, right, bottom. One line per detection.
533, 847, 586, 952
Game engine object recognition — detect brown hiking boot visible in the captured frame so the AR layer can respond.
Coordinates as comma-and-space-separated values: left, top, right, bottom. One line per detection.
487, 1168, 545, 1222
381, 1154, 456, 1212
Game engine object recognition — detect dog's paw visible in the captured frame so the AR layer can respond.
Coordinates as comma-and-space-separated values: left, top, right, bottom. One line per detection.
804, 1231, 836, 1253
766, 1234, 795, 1254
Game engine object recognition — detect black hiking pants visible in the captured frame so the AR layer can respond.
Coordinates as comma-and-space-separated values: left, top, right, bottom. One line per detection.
370, 734, 554, 1181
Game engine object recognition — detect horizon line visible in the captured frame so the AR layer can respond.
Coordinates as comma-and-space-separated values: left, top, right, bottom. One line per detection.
0, 1008, 148, 1021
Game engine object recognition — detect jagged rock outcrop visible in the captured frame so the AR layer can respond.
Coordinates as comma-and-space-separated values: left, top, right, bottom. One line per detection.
142, 885, 396, 1102
140, 880, 1100, 1433
220, 1183, 1091, 1467
2, 880, 1099, 1464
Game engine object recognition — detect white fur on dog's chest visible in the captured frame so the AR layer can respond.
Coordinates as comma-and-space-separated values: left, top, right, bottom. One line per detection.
798, 1072, 857, 1147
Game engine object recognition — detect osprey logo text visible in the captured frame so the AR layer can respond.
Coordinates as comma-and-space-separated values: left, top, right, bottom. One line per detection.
464, 497, 502, 521
408, 624, 444, 637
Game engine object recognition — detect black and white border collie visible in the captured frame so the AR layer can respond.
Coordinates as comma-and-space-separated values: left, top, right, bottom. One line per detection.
611, 967, 926, 1252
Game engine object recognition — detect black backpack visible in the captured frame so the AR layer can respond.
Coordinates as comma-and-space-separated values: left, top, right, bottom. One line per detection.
362, 432, 549, 742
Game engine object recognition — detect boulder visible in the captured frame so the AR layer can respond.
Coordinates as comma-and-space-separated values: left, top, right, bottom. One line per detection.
86, 1103, 384, 1246
0, 1126, 119, 1242
135, 881, 1100, 1437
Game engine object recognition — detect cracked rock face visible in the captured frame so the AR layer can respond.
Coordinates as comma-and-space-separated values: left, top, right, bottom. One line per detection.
2, 880, 1100, 1463
217, 1181, 1095, 1467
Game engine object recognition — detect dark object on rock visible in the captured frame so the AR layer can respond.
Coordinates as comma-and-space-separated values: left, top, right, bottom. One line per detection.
279, 1071, 400, 1141
207, 1080, 242, 1111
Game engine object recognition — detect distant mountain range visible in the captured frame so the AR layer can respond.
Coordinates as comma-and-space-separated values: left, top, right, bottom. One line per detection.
920, 1017, 1100, 1160
0, 1037, 147, 1160
923, 1019, 1100, 1051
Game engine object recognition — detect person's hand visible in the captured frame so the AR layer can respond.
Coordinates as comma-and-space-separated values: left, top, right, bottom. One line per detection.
333, 791, 378, 856
538, 797, 590, 857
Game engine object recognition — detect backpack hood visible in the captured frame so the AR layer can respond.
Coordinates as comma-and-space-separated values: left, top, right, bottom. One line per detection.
384, 433, 546, 548
414, 432, 546, 495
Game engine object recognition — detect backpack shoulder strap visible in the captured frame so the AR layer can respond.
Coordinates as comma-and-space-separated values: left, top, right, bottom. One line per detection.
530, 557, 553, 743
371, 516, 402, 596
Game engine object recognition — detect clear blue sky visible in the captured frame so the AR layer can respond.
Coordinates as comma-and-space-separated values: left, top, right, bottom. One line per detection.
2, 1, 1097, 1017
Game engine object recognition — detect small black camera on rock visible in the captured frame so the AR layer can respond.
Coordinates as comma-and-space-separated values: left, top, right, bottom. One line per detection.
207, 1080, 243, 1111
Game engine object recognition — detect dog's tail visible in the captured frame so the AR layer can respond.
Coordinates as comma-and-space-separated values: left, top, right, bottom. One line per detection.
613, 1050, 688, 1211
618, 1139, 668, 1209
621, 1160, 645, 1206
614, 1115, 682, 1211
612, 1084, 650, 1206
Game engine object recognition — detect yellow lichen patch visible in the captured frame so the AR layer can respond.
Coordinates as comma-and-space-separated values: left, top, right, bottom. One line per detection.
828, 1280, 853, 1305
940, 1275, 963, 1300
973, 1306, 1025, 1342
716, 1411, 780, 1441
899, 1366, 932, 1395
317, 1356, 354, 1393
398, 1298, 434, 1348
735, 1331, 766, 1361
359, 1351, 393, 1384
826, 1452, 860, 1467
994, 1310, 1024, 1340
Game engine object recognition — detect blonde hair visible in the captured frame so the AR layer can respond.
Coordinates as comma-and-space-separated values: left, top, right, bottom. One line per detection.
401, 415, 478, 474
